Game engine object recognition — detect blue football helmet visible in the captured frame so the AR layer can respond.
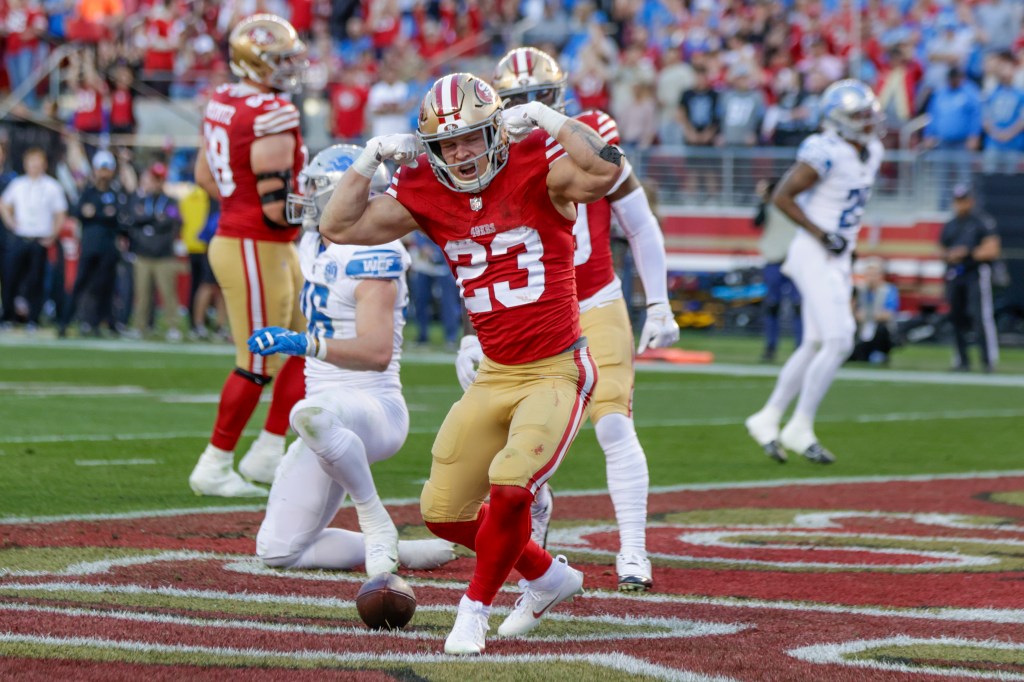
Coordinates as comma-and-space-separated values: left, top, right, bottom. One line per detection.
820, 79, 884, 145
286, 144, 391, 231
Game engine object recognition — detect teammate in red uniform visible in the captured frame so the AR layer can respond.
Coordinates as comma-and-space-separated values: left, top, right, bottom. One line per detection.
188, 14, 309, 497
481, 47, 679, 591
318, 73, 622, 655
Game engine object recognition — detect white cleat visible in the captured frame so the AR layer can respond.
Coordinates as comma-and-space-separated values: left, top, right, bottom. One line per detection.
497, 555, 583, 637
780, 421, 836, 464
616, 551, 653, 592
238, 432, 285, 484
444, 595, 490, 655
189, 452, 268, 498
530, 483, 554, 548
398, 539, 457, 570
745, 410, 787, 463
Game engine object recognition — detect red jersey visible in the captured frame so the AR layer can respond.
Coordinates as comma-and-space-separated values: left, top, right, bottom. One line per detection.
329, 82, 369, 139
72, 86, 104, 133
2, 4, 46, 53
387, 130, 579, 365
202, 83, 305, 243
573, 110, 621, 301
110, 87, 134, 129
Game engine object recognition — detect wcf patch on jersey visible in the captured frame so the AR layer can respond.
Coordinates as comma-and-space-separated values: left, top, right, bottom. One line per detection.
345, 250, 404, 279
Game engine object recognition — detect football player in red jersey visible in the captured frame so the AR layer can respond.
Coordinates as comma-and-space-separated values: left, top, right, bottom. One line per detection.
482, 47, 679, 592
188, 14, 310, 497
318, 73, 622, 655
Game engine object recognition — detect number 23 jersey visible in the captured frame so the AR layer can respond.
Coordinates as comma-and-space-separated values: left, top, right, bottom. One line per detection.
202, 83, 306, 243
387, 130, 579, 365
298, 231, 410, 393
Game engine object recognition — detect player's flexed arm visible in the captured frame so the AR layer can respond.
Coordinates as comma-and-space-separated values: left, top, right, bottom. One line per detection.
319, 136, 421, 246
772, 163, 847, 256
503, 102, 623, 208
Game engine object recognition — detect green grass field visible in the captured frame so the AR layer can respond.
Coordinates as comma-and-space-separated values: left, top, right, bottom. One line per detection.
1, 333, 1021, 520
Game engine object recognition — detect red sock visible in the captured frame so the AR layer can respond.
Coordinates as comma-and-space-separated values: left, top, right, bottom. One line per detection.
427, 486, 553, 606
210, 370, 265, 451
264, 356, 305, 436
427, 502, 554, 591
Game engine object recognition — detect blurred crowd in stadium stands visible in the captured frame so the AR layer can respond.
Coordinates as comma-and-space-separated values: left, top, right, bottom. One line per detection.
2, 0, 1023, 157
0, 0, 1022, 339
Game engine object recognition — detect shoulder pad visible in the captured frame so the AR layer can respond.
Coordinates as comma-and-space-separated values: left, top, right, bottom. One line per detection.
575, 109, 620, 145
253, 101, 300, 137
346, 249, 406, 279
796, 135, 833, 178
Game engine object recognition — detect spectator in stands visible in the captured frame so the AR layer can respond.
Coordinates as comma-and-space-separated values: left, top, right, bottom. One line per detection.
329, 63, 370, 143
366, 63, 411, 137
571, 20, 616, 113
2, 0, 49, 109
875, 42, 924, 138
0, 147, 68, 330
925, 66, 982, 203
922, 13, 975, 95
974, 0, 1020, 55
58, 150, 128, 337
717, 63, 766, 147
849, 258, 900, 365
797, 35, 844, 83
982, 50, 1024, 173
940, 184, 1001, 372
141, 0, 179, 97
70, 0, 123, 43
762, 69, 820, 147
655, 42, 694, 146
68, 55, 106, 156
617, 79, 659, 159
610, 41, 656, 125
125, 163, 183, 340
679, 65, 719, 198
108, 65, 136, 137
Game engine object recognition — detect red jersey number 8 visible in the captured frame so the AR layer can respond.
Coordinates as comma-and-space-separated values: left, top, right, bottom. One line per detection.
203, 122, 236, 198
445, 226, 546, 314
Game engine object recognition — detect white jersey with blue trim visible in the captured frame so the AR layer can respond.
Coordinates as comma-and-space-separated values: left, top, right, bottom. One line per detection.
297, 231, 410, 393
793, 130, 883, 250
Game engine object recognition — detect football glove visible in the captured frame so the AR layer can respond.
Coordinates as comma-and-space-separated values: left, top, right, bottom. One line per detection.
820, 231, 848, 256
353, 134, 419, 177
454, 334, 483, 390
502, 102, 569, 143
248, 326, 326, 359
637, 301, 680, 354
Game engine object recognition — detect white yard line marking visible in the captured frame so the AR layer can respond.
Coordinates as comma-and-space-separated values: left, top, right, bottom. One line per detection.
0, 383, 149, 397
5, 575, 1024, 626
2, 407, 1018, 445
74, 459, 159, 467
788, 636, 1024, 681
0, 600, 743, 644
0, 633, 733, 682
4, 470, 1024, 525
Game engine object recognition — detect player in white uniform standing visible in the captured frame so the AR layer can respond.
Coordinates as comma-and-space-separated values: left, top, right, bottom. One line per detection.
248, 145, 454, 575
745, 80, 884, 464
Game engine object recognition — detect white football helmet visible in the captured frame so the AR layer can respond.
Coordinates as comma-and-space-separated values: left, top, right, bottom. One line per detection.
820, 79, 884, 145
287, 144, 390, 231
416, 73, 509, 193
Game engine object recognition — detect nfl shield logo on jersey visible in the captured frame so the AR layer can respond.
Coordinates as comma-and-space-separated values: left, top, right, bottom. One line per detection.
470, 196, 483, 211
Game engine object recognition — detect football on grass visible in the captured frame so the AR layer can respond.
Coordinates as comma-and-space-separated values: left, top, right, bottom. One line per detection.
356, 573, 417, 630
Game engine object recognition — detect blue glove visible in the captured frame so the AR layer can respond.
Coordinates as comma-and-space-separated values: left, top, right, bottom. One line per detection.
248, 326, 318, 357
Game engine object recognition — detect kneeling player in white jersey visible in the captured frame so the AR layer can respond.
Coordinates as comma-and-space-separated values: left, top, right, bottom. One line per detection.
248, 145, 454, 575
473, 47, 678, 591
745, 80, 884, 464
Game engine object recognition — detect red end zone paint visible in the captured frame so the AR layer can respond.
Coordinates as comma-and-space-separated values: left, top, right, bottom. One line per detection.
2, 474, 1023, 680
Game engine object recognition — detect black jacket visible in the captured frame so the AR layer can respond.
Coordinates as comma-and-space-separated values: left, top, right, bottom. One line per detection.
126, 190, 182, 259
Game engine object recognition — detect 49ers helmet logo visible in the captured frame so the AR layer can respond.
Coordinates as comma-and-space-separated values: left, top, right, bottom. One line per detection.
247, 27, 277, 47
474, 80, 494, 105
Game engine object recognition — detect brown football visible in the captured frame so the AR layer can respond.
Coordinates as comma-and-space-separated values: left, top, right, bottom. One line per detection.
355, 573, 417, 630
